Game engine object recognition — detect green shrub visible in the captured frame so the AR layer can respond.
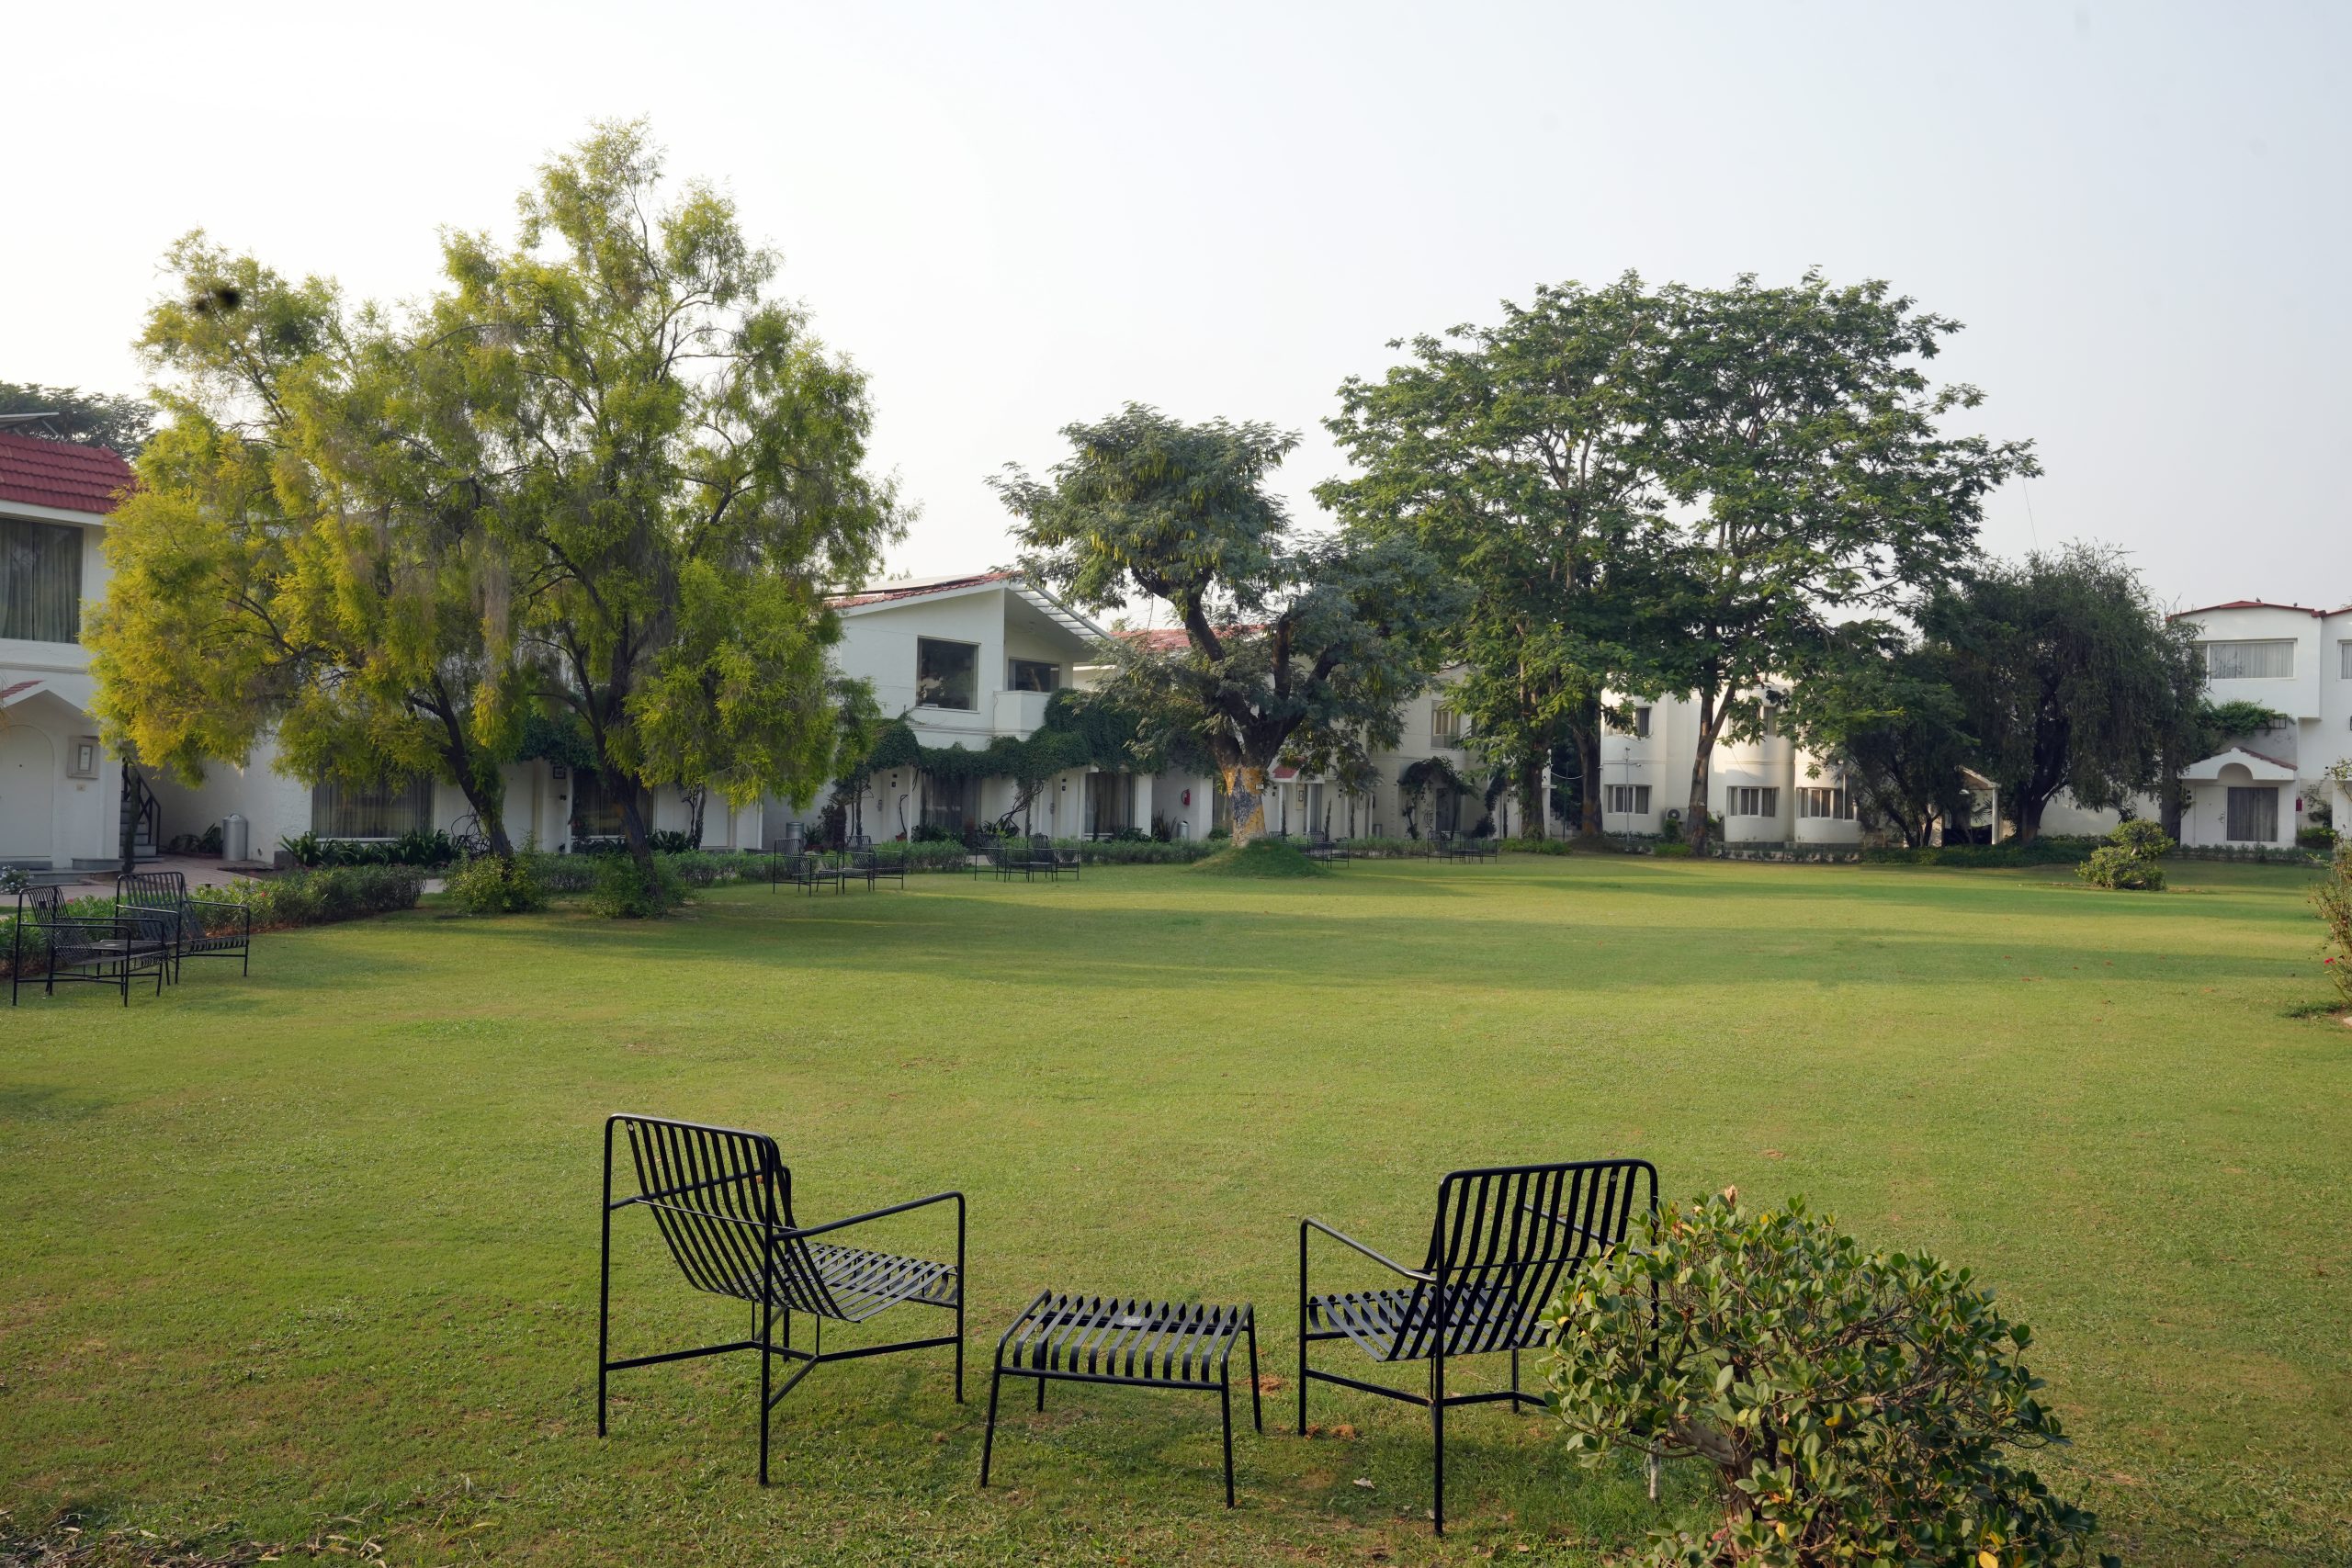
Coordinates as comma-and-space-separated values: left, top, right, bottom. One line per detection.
5, 866, 425, 978
2107, 818, 2174, 858
1863, 835, 2103, 868
1049, 838, 1219, 865
589, 854, 685, 918
444, 854, 549, 915
2316, 844, 2352, 1009
2077, 844, 2164, 890
1187, 839, 1328, 877
2298, 824, 2338, 852
1544, 1192, 2111, 1568
1651, 842, 1694, 859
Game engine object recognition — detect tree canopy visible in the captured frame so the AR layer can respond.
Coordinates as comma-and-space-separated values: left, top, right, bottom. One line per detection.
994, 404, 1460, 844
0, 381, 155, 456
1322, 275, 1669, 840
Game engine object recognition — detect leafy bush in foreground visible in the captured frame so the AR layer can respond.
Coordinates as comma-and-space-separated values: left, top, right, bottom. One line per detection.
445, 854, 549, 916
589, 854, 685, 919
3, 866, 426, 977
2316, 843, 2352, 1009
2078, 820, 2171, 891
1544, 1192, 2111, 1567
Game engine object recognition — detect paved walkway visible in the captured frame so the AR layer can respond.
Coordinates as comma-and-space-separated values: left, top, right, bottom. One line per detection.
40, 855, 271, 901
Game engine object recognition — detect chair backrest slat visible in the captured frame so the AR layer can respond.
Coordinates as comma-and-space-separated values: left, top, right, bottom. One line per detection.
607, 1114, 843, 1319
1386, 1158, 1656, 1362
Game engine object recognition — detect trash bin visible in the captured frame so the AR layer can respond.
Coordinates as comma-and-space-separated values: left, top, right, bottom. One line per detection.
221, 813, 249, 863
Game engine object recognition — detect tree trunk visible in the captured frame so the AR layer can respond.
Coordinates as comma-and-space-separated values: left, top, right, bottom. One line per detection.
1224, 765, 1270, 846
1685, 690, 1723, 855
611, 766, 659, 875
1516, 755, 1545, 841
456, 773, 514, 860
2013, 792, 2046, 845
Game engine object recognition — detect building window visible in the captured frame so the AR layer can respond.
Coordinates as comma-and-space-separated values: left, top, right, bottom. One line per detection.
1728, 786, 1780, 818
920, 771, 978, 832
2200, 639, 2295, 680
1605, 784, 1650, 816
916, 637, 978, 709
2340, 640, 2351, 679
0, 517, 84, 644
569, 772, 628, 839
1611, 704, 1653, 739
314, 774, 433, 840
1430, 705, 1463, 747
1796, 786, 1853, 819
1008, 658, 1058, 694
2224, 785, 2278, 842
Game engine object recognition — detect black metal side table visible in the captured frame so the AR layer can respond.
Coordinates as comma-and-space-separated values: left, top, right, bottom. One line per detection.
980, 1291, 1261, 1506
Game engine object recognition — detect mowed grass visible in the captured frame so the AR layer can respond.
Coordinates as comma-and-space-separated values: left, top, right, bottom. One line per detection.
3, 857, 2347, 1565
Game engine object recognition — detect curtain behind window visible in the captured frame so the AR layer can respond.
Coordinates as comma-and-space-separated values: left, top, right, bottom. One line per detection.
0, 518, 83, 643
313, 775, 433, 838
2203, 640, 2293, 679
2224, 786, 2278, 841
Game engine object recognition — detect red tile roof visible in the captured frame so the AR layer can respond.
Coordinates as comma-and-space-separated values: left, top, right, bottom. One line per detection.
0, 432, 135, 516
1115, 625, 1266, 653
829, 570, 1014, 609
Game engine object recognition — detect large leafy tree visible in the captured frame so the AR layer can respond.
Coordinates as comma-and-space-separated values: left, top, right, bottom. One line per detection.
1322, 275, 1668, 840
993, 405, 1459, 846
1931, 543, 2203, 841
0, 381, 155, 456
426, 121, 901, 877
1784, 632, 1975, 848
90, 239, 532, 855
1642, 273, 2037, 852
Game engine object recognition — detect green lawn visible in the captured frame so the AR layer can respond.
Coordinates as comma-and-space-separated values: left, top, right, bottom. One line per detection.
4, 857, 2346, 1565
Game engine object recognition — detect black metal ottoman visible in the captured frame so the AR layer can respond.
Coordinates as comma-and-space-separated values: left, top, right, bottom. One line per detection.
980, 1291, 1261, 1506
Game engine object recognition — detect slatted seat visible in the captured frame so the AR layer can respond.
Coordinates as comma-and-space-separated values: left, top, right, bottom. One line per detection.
772, 852, 848, 895
1299, 1158, 1656, 1534
849, 848, 907, 891
597, 1115, 966, 1484
983, 1292, 1261, 1506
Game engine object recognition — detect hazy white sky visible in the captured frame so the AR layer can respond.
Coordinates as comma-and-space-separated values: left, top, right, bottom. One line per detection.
6, 1, 2345, 609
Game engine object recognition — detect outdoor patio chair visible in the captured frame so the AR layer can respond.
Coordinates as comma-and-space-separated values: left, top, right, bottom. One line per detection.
10, 886, 170, 1006
597, 1114, 966, 1484
1031, 833, 1080, 879
116, 869, 253, 982
1298, 1157, 1657, 1534
1305, 829, 1350, 865
852, 847, 908, 891
989, 838, 1054, 881
775, 852, 848, 896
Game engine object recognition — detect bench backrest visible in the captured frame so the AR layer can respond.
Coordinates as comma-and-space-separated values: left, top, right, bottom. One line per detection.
1387, 1158, 1656, 1361
605, 1114, 844, 1319
117, 870, 192, 919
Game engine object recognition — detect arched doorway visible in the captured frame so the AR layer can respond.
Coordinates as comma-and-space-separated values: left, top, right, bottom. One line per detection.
0, 726, 56, 862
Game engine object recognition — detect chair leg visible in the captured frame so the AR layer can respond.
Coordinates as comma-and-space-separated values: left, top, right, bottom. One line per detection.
1430, 1351, 1446, 1536
1296, 1230, 1309, 1436
1246, 1314, 1263, 1434
1511, 1346, 1522, 1412
1035, 1372, 1046, 1412
758, 1295, 775, 1485
1221, 1376, 1236, 1508
979, 1365, 1005, 1486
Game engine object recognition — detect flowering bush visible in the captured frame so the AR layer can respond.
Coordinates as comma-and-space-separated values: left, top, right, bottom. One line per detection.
1544, 1192, 2113, 1567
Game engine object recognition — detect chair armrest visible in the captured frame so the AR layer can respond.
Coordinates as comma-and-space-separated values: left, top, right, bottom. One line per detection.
1301, 1216, 1431, 1281
187, 897, 252, 924
785, 1189, 964, 1242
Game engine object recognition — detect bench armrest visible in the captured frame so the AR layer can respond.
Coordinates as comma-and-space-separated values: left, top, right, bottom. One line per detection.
785, 1189, 964, 1242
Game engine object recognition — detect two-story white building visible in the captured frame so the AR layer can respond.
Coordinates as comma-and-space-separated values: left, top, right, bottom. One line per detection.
2172, 600, 2352, 849
1594, 687, 1871, 850
0, 433, 137, 871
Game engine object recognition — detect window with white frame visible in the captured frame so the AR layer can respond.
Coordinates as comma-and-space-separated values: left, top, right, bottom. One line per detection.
1007, 657, 1058, 693
0, 517, 84, 643
916, 637, 978, 709
314, 774, 434, 839
1797, 785, 1853, 819
1605, 784, 1650, 816
2224, 785, 2278, 842
1430, 705, 1463, 747
2340, 639, 2351, 679
1609, 704, 1652, 738
1728, 786, 1780, 818
2200, 639, 2295, 680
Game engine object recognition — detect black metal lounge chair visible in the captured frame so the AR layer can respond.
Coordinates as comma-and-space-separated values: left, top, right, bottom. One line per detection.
852, 847, 908, 891
1298, 1158, 1657, 1534
1031, 834, 1080, 879
1436, 834, 1498, 863
597, 1114, 965, 1484
116, 869, 253, 982
989, 838, 1055, 880
775, 852, 848, 895
1305, 829, 1350, 865
11, 886, 170, 1006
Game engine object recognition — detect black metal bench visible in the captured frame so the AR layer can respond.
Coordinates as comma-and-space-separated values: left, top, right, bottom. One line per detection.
117, 869, 253, 982
851, 847, 908, 891
774, 852, 849, 895
597, 1114, 965, 1484
989, 838, 1056, 881
11, 886, 170, 1006
1299, 1158, 1656, 1534
1436, 835, 1498, 863
1305, 830, 1350, 865
983, 1292, 1261, 1506
1032, 834, 1080, 880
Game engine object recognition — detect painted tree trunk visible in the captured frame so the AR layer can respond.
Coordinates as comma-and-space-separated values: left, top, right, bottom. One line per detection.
1223, 765, 1270, 846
